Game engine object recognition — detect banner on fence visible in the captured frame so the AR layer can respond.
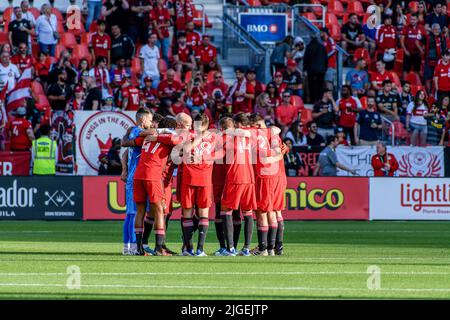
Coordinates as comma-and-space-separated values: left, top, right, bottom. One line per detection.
336, 146, 445, 177
0, 151, 30, 176
74, 111, 136, 175
370, 178, 450, 220
294, 146, 324, 176
0, 177, 83, 220
238, 12, 288, 44
51, 110, 76, 175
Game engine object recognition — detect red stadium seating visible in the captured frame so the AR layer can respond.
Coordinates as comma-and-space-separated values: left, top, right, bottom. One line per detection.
31, 81, 45, 96
61, 33, 77, 49
290, 95, 304, 109
411, 85, 426, 96
158, 59, 168, 75
51, 7, 64, 23
359, 96, 368, 110
348, 1, 365, 16
71, 44, 92, 66
328, 23, 342, 41
247, 0, 262, 5
2, 7, 14, 22
55, 44, 67, 59
131, 57, 142, 75
0, 32, 8, 44
207, 71, 216, 83
299, 109, 312, 124
80, 33, 91, 45
328, 0, 345, 17
405, 72, 422, 86
29, 7, 40, 20
185, 70, 192, 83
391, 72, 402, 91
408, 1, 419, 13
353, 48, 370, 63
325, 13, 339, 27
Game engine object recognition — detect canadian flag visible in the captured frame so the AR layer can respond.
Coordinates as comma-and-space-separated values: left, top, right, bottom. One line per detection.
6, 67, 32, 112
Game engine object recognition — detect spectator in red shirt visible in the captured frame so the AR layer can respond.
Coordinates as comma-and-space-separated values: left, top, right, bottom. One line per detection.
173, 32, 196, 75
335, 85, 362, 146
150, 0, 171, 64
173, 0, 194, 33
400, 13, 426, 80
371, 60, 395, 91
434, 49, 450, 101
265, 81, 281, 108
205, 70, 228, 113
227, 67, 255, 114
246, 68, 264, 102
273, 71, 287, 95
195, 34, 220, 75
375, 14, 397, 70
89, 20, 111, 67
140, 76, 159, 110
11, 43, 34, 73
34, 51, 51, 90
371, 142, 399, 177
120, 76, 143, 110
185, 21, 202, 50
321, 27, 337, 90
8, 106, 34, 151
186, 75, 208, 113
157, 68, 182, 103
275, 90, 300, 135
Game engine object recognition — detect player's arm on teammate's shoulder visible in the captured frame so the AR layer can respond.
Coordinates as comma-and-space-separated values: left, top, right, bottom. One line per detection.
120, 152, 128, 182
121, 127, 135, 147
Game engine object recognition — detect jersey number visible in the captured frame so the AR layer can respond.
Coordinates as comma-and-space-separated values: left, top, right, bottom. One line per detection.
142, 141, 160, 154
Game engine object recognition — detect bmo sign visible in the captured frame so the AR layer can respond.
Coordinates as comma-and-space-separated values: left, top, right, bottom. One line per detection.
238, 13, 288, 44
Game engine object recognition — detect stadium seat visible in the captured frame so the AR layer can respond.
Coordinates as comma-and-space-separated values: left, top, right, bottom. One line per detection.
309, 0, 325, 16
131, 57, 142, 75
0, 32, 8, 44
353, 48, 370, 63
68, 23, 86, 38
359, 96, 368, 110
290, 95, 304, 109
89, 21, 98, 33
158, 59, 168, 75
405, 72, 422, 86
247, 0, 262, 5
29, 7, 40, 20
325, 13, 339, 27
2, 7, 14, 22
55, 44, 67, 59
389, 121, 409, 143
328, 23, 342, 41
391, 72, 402, 91
31, 81, 45, 96
328, 0, 345, 17
185, 70, 192, 83
408, 1, 419, 13
61, 33, 77, 49
51, 7, 64, 23
348, 1, 365, 16
80, 33, 91, 45
300, 109, 312, 124
174, 72, 182, 83
71, 44, 92, 66
411, 85, 426, 96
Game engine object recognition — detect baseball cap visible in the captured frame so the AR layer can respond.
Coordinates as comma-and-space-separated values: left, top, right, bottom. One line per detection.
335, 126, 344, 134
287, 59, 297, 68
16, 106, 26, 115
104, 95, 113, 101
144, 76, 153, 82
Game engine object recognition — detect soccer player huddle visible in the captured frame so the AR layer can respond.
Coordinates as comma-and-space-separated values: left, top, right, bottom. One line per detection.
121, 108, 287, 257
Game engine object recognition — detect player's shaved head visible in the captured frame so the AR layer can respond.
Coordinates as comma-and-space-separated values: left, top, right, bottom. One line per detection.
176, 112, 192, 129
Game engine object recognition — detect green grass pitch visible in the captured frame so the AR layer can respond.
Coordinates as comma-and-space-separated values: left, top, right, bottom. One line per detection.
1, 220, 450, 299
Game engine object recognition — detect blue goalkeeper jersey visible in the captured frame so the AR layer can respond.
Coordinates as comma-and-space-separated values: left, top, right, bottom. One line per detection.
126, 126, 143, 184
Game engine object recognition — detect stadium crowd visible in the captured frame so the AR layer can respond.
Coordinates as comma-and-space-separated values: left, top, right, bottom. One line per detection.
0, 0, 450, 177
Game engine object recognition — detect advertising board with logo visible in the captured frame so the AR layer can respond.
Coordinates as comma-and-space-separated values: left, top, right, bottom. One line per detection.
336, 146, 444, 177
0, 151, 31, 176
0, 177, 83, 220
283, 177, 369, 220
370, 178, 450, 220
238, 13, 287, 44
74, 111, 136, 175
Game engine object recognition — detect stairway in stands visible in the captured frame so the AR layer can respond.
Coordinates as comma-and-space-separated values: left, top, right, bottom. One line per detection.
198, 0, 236, 85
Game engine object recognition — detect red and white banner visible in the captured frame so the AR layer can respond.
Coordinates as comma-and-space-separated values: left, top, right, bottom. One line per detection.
74, 111, 136, 175
6, 68, 32, 112
0, 151, 31, 176
336, 146, 444, 177
370, 178, 450, 220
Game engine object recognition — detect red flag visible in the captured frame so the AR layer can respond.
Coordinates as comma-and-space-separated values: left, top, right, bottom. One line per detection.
6, 68, 32, 112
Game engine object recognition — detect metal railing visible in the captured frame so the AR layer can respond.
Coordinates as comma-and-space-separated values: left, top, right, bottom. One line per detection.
220, 13, 271, 83
381, 115, 396, 146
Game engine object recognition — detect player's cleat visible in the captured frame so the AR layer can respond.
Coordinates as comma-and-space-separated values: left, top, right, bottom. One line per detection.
268, 249, 275, 256
130, 248, 145, 256
249, 246, 259, 254
252, 249, 268, 256
181, 249, 195, 256
214, 248, 227, 256
143, 246, 156, 256
122, 247, 130, 255
237, 248, 251, 256
275, 246, 283, 256
224, 248, 237, 256
196, 250, 208, 257
162, 245, 178, 255
155, 249, 172, 256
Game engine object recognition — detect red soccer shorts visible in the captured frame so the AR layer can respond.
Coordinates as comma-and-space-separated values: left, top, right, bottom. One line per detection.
180, 184, 212, 209
273, 175, 287, 211
255, 176, 278, 212
213, 183, 225, 204
133, 179, 164, 204
221, 182, 257, 211
163, 184, 173, 214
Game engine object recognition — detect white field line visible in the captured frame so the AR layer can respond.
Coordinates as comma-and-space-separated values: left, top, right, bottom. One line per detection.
0, 230, 449, 234
1, 271, 450, 276
0, 282, 450, 293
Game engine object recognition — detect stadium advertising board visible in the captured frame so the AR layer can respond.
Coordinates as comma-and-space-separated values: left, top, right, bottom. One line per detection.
336, 146, 445, 177
0, 177, 83, 220
238, 13, 287, 44
283, 177, 369, 220
370, 178, 450, 220
83, 176, 182, 220
0, 151, 31, 176
74, 111, 136, 175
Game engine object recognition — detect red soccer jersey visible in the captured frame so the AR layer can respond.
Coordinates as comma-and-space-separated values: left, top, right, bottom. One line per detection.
224, 130, 255, 184
111, 67, 130, 87
175, 44, 193, 63
11, 54, 34, 73
231, 80, 255, 114
195, 44, 217, 64
275, 103, 298, 127
150, 6, 171, 39
402, 24, 425, 53
254, 128, 279, 178
275, 82, 288, 95
186, 31, 201, 49
182, 131, 218, 187
157, 79, 182, 98
34, 59, 51, 77
9, 118, 32, 150
121, 86, 142, 110
323, 38, 337, 69
173, 0, 194, 31
133, 134, 180, 181
371, 70, 395, 88
141, 86, 158, 107
89, 32, 111, 59
434, 59, 450, 91
205, 81, 228, 99
375, 24, 397, 52
337, 96, 360, 128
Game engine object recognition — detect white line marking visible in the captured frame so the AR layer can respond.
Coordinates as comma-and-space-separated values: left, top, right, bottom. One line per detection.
1, 271, 450, 276
0, 283, 449, 293
0, 230, 449, 234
